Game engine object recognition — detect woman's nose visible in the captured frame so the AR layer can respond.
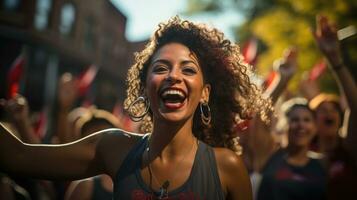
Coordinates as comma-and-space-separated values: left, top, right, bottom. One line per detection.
166, 69, 181, 82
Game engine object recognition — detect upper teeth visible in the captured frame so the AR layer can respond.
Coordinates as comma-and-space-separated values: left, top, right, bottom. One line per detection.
162, 90, 185, 97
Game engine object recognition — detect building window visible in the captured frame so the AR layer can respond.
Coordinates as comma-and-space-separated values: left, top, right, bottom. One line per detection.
34, 0, 52, 30
59, 3, 76, 36
2, 0, 21, 11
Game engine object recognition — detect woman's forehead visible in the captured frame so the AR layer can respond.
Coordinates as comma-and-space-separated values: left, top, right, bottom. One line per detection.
317, 101, 339, 110
288, 106, 313, 117
290, 106, 311, 114
152, 43, 198, 61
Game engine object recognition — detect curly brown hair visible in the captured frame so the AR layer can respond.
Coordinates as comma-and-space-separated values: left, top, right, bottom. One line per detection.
124, 16, 272, 154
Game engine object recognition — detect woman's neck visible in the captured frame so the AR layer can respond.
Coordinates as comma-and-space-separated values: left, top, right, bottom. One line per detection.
149, 118, 195, 161
286, 145, 310, 166
318, 134, 338, 153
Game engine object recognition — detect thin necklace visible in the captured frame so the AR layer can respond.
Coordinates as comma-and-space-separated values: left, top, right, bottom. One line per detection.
146, 136, 196, 199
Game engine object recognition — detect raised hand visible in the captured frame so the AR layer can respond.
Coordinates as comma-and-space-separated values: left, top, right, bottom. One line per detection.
274, 47, 298, 80
313, 15, 343, 67
313, 15, 357, 165
56, 73, 79, 143
58, 73, 78, 109
0, 94, 40, 143
264, 47, 298, 104
0, 94, 30, 125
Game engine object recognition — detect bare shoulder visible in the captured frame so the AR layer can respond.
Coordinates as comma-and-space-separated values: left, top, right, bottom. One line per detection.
213, 147, 252, 200
95, 128, 145, 178
213, 148, 246, 172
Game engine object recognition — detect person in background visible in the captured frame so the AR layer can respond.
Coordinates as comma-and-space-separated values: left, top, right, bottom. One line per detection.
0, 95, 56, 200
54, 72, 79, 144
65, 107, 121, 200
311, 15, 357, 200
256, 98, 326, 200
238, 47, 327, 200
239, 47, 298, 199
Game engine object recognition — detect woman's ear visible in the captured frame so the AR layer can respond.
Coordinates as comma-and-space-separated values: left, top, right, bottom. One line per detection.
201, 84, 211, 103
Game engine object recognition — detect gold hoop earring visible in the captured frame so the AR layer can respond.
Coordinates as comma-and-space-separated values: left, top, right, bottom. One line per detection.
128, 96, 150, 122
200, 102, 211, 126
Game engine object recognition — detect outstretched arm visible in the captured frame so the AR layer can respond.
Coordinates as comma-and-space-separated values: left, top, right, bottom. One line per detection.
313, 15, 357, 160
0, 122, 139, 181
0, 123, 105, 180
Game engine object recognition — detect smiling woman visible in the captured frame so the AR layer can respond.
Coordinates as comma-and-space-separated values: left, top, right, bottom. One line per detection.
126, 17, 271, 145
0, 16, 271, 200
257, 98, 327, 200
119, 16, 271, 199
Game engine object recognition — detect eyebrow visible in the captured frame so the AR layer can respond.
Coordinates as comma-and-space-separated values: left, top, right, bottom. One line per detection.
151, 59, 200, 69
151, 59, 171, 66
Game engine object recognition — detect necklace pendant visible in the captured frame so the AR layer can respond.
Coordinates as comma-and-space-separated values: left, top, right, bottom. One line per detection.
158, 180, 169, 199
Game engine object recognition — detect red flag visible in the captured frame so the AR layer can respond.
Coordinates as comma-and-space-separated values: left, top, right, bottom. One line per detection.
235, 120, 251, 132
81, 99, 93, 108
112, 102, 140, 131
33, 110, 47, 139
76, 65, 98, 97
7, 55, 25, 98
262, 70, 278, 90
242, 37, 258, 65
309, 60, 327, 81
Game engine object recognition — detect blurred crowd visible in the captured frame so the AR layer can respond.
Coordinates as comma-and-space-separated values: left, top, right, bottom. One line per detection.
0, 15, 356, 200
0, 72, 127, 199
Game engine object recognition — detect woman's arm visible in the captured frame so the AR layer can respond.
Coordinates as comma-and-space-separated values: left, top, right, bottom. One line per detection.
313, 15, 357, 160
56, 73, 79, 143
0, 123, 137, 181
313, 16, 357, 112
264, 47, 297, 103
0, 122, 104, 180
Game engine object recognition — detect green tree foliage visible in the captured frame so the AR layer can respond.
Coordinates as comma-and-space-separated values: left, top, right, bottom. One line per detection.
186, 0, 357, 94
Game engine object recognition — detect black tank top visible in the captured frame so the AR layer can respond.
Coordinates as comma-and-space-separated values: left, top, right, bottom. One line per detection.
113, 135, 225, 200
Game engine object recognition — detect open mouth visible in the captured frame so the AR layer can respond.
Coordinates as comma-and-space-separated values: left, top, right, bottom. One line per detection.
294, 129, 307, 137
324, 118, 335, 126
160, 88, 186, 109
